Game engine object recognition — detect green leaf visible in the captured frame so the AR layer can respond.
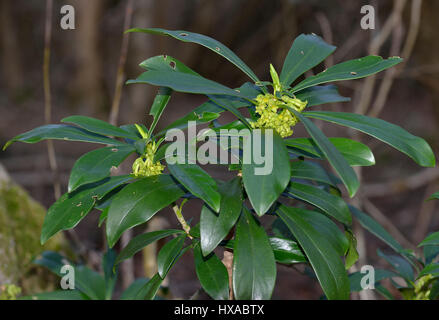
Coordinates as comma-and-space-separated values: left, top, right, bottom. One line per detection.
116, 229, 184, 264
428, 192, 439, 201
68, 145, 136, 192
61, 116, 139, 140
344, 230, 359, 269
304, 111, 435, 167
418, 263, 439, 279
292, 56, 403, 92
288, 182, 351, 225
132, 274, 163, 300
280, 33, 336, 87
120, 278, 151, 300
377, 249, 414, 283
242, 131, 291, 215
41, 175, 133, 244
349, 269, 399, 292
419, 232, 439, 247
200, 178, 242, 256
194, 244, 229, 300
350, 205, 404, 253
128, 70, 252, 100
224, 237, 307, 265
106, 175, 185, 247
34, 251, 106, 300
291, 161, 336, 187
286, 137, 375, 167
278, 205, 350, 300
294, 208, 349, 257
233, 208, 276, 300
3, 124, 124, 150
424, 246, 439, 265
168, 163, 221, 212
128, 28, 259, 82
268, 237, 307, 264
102, 248, 117, 300
140, 55, 201, 76
148, 87, 173, 134
291, 109, 359, 197
157, 234, 186, 278
295, 85, 350, 107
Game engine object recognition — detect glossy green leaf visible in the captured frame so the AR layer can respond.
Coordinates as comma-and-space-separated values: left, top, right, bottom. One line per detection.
295, 208, 349, 256
116, 229, 184, 264
349, 269, 399, 292
288, 182, 351, 225
295, 85, 350, 107
304, 111, 435, 167
41, 175, 133, 244
157, 234, 186, 278
419, 232, 439, 247
292, 56, 402, 92
106, 175, 185, 247
377, 249, 414, 283
233, 209, 276, 300
278, 205, 350, 300
290, 161, 336, 187
350, 205, 404, 253
268, 237, 307, 264
418, 263, 439, 279
128, 28, 259, 82
102, 249, 117, 300
242, 131, 291, 215
120, 278, 151, 300
128, 70, 251, 100
3, 124, 124, 150
286, 137, 375, 167
194, 244, 229, 300
68, 145, 135, 192
291, 109, 359, 197
61, 116, 139, 140
200, 178, 242, 256
168, 163, 221, 212
148, 87, 172, 134
280, 33, 336, 87
224, 237, 307, 265
132, 274, 163, 300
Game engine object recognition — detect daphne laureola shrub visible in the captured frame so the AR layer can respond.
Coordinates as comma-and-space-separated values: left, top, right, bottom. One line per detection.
4, 27, 436, 300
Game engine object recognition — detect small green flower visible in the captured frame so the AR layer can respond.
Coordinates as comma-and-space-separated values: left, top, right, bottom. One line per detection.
414, 274, 434, 300
0, 284, 22, 300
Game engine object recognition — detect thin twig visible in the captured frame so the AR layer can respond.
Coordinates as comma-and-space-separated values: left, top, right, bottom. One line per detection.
362, 168, 439, 198
109, 0, 134, 126
368, 0, 423, 118
44, 0, 61, 200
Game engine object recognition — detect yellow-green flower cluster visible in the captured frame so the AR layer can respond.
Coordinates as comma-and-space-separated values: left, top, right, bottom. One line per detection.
250, 93, 308, 138
132, 141, 164, 178
414, 274, 434, 300
0, 284, 21, 300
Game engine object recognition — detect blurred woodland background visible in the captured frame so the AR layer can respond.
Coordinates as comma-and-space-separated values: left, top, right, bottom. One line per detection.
1, 0, 439, 299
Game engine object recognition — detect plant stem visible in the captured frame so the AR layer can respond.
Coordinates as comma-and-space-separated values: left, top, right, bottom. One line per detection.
172, 202, 192, 238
